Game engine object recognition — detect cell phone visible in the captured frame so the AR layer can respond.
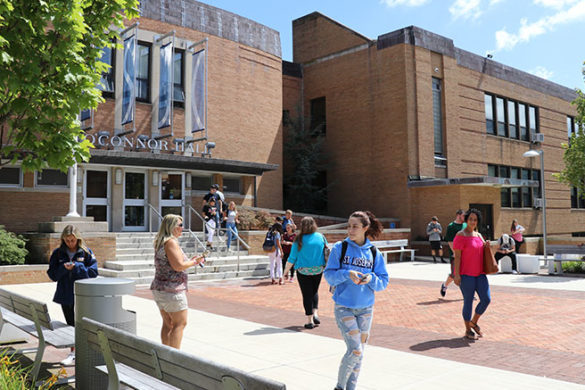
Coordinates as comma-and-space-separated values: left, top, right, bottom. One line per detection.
359, 274, 369, 283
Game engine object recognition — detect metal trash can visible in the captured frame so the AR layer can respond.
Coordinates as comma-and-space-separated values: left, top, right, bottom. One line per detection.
75, 277, 136, 389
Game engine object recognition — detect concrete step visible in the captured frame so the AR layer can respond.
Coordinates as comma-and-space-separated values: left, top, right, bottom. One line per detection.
104, 260, 154, 270
99, 268, 270, 285
105, 256, 266, 271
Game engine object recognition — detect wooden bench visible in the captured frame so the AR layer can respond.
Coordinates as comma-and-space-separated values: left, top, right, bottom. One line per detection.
371, 239, 416, 262
79, 316, 287, 390
545, 244, 585, 274
0, 288, 75, 385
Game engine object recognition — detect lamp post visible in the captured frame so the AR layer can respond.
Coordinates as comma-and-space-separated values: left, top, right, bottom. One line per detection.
523, 149, 548, 271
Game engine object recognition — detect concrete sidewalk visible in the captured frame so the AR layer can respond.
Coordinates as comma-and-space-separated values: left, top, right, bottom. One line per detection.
3, 261, 585, 389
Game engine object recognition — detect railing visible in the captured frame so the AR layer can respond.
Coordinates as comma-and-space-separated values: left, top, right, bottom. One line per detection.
148, 204, 163, 233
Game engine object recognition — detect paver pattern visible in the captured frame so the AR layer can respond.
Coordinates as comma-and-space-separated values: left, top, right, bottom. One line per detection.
136, 275, 585, 385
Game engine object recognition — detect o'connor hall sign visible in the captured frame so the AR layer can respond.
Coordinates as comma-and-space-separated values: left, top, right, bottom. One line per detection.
85, 131, 209, 154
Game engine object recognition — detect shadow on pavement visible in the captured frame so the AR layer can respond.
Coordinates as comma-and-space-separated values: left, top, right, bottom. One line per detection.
417, 298, 463, 306
244, 326, 294, 336
409, 337, 474, 351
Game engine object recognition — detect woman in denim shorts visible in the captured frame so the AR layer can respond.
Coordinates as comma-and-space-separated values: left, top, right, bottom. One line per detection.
324, 211, 389, 390
150, 214, 205, 349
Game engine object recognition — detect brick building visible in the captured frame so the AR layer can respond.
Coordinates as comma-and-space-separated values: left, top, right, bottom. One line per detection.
284, 12, 583, 241
0, 0, 283, 233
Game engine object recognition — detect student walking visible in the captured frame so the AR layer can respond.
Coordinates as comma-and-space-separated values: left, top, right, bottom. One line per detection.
440, 209, 466, 297
453, 208, 492, 340
47, 225, 98, 365
426, 216, 444, 263
281, 223, 297, 282
225, 201, 239, 251
267, 223, 284, 284
283, 216, 328, 328
324, 211, 389, 390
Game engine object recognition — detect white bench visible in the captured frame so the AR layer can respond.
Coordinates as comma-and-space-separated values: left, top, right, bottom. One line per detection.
79, 316, 287, 390
371, 239, 416, 262
0, 288, 75, 385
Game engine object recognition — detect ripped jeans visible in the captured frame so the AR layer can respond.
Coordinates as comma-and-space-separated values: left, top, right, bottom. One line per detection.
334, 304, 374, 390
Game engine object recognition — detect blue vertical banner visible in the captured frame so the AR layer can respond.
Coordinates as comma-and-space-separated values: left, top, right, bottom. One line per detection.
158, 42, 172, 129
191, 49, 206, 133
122, 34, 136, 125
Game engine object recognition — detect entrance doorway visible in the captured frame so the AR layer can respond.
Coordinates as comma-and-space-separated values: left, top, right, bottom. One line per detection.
83, 169, 110, 228
123, 171, 147, 231
160, 172, 184, 219
469, 203, 494, 240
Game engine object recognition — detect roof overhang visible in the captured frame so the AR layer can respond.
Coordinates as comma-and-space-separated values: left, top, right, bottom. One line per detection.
408, 176, 539, 188
88, 149, 278, 176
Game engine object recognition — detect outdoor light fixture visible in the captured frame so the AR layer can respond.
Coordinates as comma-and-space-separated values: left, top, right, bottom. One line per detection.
152, 171, 159, 186
186, 174, 192, 188
523, 149, 549, 271
115, 168, 123, 185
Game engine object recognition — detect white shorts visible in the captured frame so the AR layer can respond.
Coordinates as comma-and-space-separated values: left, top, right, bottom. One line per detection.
151, 290, 188, 313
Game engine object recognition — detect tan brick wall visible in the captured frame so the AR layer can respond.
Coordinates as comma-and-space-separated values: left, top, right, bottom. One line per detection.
0, 192, 69, 233
25, 233, 116, 266
0, 266, 51, 285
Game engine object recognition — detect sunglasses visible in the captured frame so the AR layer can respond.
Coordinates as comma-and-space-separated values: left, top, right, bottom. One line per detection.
177, 223, 183, 227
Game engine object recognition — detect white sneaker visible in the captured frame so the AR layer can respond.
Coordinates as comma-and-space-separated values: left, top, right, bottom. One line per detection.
60, 352, 75, 366
512, 270, 518, 275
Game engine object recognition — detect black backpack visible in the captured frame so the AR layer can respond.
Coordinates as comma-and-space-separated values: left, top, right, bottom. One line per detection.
329, 241, 377, 293
262, 228, 276, 253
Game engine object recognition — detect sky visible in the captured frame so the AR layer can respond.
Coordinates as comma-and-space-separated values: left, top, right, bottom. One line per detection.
204, 0, 585, 90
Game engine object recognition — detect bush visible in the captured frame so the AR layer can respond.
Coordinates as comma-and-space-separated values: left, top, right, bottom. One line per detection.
0, 226, 28, 266
237, 209, 274, 231
562, 261, 585, 274
0, 350, 64, 389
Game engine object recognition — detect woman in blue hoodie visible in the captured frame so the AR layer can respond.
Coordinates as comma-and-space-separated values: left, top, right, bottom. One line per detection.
324, 211, 389, 390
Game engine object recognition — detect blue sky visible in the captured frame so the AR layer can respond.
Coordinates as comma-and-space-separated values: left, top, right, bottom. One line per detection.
204, 0, 585, 90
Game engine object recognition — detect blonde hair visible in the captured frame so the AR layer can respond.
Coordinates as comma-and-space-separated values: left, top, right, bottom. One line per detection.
229, 201, 237, 211
154, 214, 183, 251
60, 225, 88, 252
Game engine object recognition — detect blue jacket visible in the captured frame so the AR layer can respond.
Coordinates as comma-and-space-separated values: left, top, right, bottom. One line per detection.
287, 232, 327, 269
324, 238, 389, 309
47, 245, 98, 305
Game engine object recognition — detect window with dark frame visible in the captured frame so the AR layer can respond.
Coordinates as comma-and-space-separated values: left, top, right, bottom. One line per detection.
36, 169, 68, 187
310, 97, 326, 136
191, 175, 211, 191
567, 116, 579, 140
98, 45, 115, 97
222, 178, 241, 194
173, 49, 184, 107
488, 163, 540, 208
136, 43, 151, 102
0, 167, 21, 186
571, 187, 585, 209
484, 93, 537, 141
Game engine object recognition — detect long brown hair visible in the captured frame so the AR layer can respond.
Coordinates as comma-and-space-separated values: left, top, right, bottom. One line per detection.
349, 211, 383, 240
294, 216, 318, 250
510, 219, 518, 232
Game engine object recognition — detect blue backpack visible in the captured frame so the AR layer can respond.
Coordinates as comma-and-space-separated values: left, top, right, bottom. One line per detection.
262, 228, 276, 253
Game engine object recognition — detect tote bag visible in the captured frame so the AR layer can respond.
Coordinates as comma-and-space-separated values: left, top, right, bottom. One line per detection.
483, 242, 499, 274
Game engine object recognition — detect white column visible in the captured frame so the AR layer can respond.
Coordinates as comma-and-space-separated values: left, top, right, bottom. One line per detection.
66, 163, 80, 217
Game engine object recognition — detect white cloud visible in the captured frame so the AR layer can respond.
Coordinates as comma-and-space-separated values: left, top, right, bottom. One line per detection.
533, 0, 579, 9
489, 0, 506, 4
449, 0, 482, 20
380, 0, 429, 6
495, 0, 585, 51
529, 66, 554, 79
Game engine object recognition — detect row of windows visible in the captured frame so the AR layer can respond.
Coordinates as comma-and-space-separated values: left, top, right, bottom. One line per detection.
488, 164, 541, 209
485, 93, 538, 141
0, 168, 69, 187
98, 43, 185, 106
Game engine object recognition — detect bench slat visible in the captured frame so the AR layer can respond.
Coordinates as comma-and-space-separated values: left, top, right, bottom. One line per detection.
0, 309, 74, 348
96, 364, 180, 390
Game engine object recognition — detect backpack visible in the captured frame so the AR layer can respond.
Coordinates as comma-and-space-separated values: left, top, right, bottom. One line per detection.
329, 241, 377, 294
262, 228, 277, 253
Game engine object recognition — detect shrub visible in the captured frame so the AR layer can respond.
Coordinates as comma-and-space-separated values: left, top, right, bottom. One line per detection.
0, 350, 64, 389
237, 209, 274, 231
562, 261, 585, 274
0, 226, 28, 266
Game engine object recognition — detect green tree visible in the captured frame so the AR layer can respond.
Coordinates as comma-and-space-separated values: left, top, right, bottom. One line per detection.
555, 65, 585, 198
0, 0, 139, 172
283, 112, 329, 214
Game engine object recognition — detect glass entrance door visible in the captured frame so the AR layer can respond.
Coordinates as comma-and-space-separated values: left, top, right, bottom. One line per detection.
123, 171, 147, 231
83, 169, 110, 227
160, 172, 184, 219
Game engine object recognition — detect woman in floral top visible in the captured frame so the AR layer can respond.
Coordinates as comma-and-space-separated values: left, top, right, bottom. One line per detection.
150, 214, 205, 349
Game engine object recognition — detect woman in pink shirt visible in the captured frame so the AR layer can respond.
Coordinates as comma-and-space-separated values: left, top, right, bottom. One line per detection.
510, 219, 525, 254
453, 209, 492, 340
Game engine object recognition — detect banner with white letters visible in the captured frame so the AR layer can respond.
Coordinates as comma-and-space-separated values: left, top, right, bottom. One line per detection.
191, 49, 206, 133
158, 42, 172, 129
122, 34, 136, 125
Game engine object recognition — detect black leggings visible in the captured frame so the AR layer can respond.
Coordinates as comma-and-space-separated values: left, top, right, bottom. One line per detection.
282, 253, 295, 278
296, 273, 322, 316
61, 304, 75, 326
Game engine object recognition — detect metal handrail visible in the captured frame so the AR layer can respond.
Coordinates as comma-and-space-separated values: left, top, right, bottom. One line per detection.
148, 204, 163, 232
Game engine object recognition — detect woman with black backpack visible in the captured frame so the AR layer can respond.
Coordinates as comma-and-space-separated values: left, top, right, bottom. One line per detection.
263, 223, 284, 285
324, 211, 389, 390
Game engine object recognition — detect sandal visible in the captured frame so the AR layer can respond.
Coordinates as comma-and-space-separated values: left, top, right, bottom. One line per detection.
465, 330, 477, 340
469, 321, 483, 337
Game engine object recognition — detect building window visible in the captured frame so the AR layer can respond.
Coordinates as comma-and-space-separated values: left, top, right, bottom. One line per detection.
485, 94, 495, 135
432, 78, 445, 166
173, 49, 184, 107
488, 164, 539, 208
571, 187, 585, 209
310, 97, 326, 136
136, 43, 151, 102
567, 116, 579, 140
191, 175, 211, 191
223, 178, 241, 194
485, 93, 537, 141
0, 167, 21, 187
36, 169, 68, 187
98, 45, 115, 97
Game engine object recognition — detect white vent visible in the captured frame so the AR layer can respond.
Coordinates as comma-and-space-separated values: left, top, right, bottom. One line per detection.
531, 133, 544, 143
533, 198, 544, 209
